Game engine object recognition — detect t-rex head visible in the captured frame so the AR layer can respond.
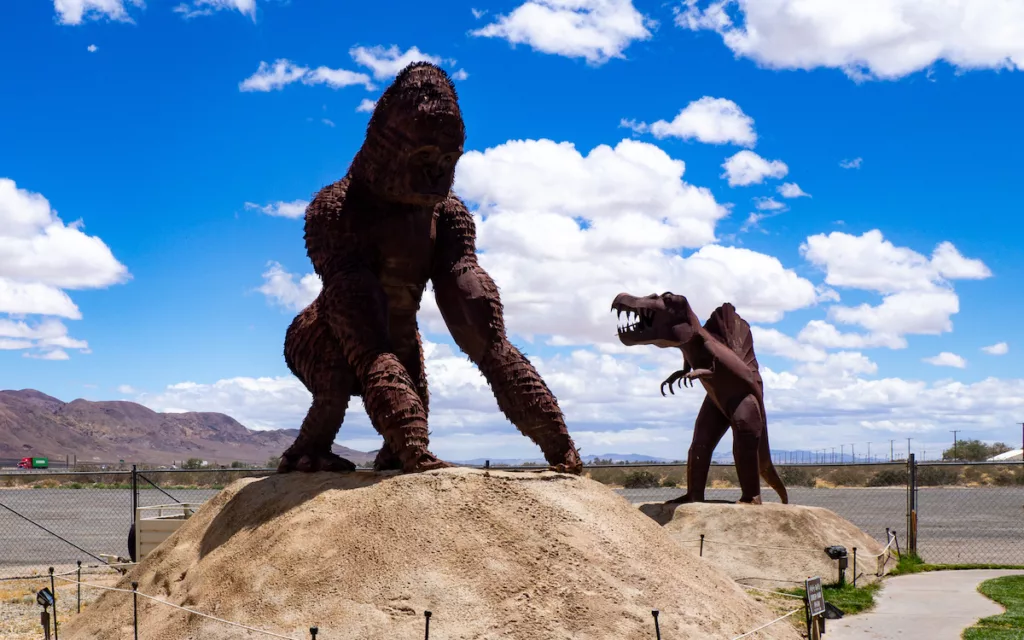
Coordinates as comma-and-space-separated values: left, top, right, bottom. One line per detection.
611, 292, 702, 348
351, 61, 466, 206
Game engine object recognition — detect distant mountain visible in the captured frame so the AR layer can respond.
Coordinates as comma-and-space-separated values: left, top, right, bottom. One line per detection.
0, 389, 374, 466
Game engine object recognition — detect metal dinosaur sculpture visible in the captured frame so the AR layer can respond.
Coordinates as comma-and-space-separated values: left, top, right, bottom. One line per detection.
611, 292, 788, 505
277, 61, 583, 476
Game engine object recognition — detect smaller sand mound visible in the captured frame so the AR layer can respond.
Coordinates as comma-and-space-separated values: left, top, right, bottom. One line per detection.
64, 468, 799, 640
640, 502, 892, 588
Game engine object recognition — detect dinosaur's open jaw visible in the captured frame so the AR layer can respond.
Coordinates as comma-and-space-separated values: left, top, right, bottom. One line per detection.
611, 293, 682, 348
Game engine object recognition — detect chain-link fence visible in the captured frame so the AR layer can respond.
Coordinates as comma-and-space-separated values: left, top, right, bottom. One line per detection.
2, 460, 1021, 571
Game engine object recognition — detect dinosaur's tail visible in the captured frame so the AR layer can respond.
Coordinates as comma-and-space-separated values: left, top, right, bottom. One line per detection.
759, 419, 789, 504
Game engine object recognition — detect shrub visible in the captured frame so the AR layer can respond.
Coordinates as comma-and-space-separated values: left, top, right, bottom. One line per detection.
867, 469, 906, 487
778, 466, 816, 488
917, 466, 959, 486
622, 470, 661, 489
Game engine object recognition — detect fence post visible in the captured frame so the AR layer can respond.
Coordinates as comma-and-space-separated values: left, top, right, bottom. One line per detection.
699, 534, 705, 557
132, 581, 139, 640
309, 626, 318, 639
652, 610, 661, 640
131, 465, 138, 529
76, 561, 81, 613
50, 566, 59, 640
906, 454, 917, 556
852, 548, 857, 587
424, 610, 431, 640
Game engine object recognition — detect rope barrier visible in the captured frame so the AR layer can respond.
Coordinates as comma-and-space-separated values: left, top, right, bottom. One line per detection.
731, 607, 804, 639
55, 575, 305, 640
740, 585, 806, 600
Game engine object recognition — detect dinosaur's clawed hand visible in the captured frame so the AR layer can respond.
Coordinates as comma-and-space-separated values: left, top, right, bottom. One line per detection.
660, 370, 687, 396
277, 445, 357, 474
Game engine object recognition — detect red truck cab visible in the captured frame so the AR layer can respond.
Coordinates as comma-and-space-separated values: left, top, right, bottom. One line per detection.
17, 457, 32, 469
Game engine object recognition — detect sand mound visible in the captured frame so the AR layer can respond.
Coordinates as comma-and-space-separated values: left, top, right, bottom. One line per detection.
640, 501, 892, 588
64, 468, 799, 640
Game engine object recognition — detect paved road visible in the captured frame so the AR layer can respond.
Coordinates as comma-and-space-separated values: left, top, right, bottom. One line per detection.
1, 484, 1021, 567
828, 569, 1024, 639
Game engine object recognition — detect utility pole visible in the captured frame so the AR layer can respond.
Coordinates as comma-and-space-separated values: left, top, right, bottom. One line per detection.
907, 437, 912, 460
950, 430, 960, 461
890, 439, 895, 462
841, 444, 845, 464
867, 442, 872, 463
851, 443, 856, 463
832, 447, 836, 463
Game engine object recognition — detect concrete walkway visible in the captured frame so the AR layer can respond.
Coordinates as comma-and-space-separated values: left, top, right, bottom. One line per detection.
828, 569, 1024, 639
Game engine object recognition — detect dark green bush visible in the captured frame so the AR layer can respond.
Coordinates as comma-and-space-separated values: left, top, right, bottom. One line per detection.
867, 469, 906, 487
622, 470, 660, 489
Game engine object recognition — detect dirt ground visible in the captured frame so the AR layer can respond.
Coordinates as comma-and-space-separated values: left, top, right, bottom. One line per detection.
62, 468, 800, 640
640, 501, 892, 587
0, 565, 122, 639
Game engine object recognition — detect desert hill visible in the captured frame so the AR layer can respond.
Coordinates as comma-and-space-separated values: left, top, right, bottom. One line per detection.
0, 389, 374, 466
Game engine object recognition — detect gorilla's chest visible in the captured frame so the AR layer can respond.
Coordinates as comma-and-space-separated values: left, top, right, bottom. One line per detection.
361, 206, 437, 304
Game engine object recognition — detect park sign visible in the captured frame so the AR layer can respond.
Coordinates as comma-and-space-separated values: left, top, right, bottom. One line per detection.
805, 576, 826, 638
806, 576, 825, 617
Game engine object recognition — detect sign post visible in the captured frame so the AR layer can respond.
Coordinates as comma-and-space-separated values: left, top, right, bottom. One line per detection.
805, 576, 826, 638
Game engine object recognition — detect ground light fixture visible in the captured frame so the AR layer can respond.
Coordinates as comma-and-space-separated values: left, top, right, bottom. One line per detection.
37, 587, 55, 639
824, 545, 849, 586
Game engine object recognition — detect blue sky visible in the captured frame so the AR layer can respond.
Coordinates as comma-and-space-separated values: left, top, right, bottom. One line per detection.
2, 0, 1022, 462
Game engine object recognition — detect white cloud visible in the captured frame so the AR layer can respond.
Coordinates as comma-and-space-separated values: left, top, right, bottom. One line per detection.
625, 97, 757, 147
470, 0, 655, 65
349, 45, 442, 80
753, 197, 786, 211
87, 44, 98, 53
777, 182, 809, 198
675, 0, 1024, 81
239, 59, 373, 93
0, 317, 90, 359
0, 178, 129, 347
797, 320, 907, 351
356, 99, 377, 113
801, 230, 990, 295
321, 118, 335, 128
53, 0, 142, 25
451, 69, 470, 81
173, 0, 256, 20
751, 326, 826, 362
840, 157, 863, 169
244, 200, 308, 219
471, 8, 487, 19
923, 351, 967, 369
982, 342, 1009, 356
721, 150, 788, 186
257, 262, 321, 312
117, 384, 137, 394
25, 349, 70, 361
239, 60, 310, 92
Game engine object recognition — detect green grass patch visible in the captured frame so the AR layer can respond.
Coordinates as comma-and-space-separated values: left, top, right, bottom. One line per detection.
889, 553, 1024, 576
781, 581, 881, 616
963, 575, 1024, 640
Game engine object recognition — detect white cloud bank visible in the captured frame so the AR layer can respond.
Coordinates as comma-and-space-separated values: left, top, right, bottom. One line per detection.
0, 178, 129, 359
199, 131, 1012, 459
622, 97, 757, 147
471, 0, 655, 65
676, 0, 1024, 81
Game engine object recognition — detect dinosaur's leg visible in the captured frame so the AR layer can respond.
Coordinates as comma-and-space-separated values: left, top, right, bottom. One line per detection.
731, 394, 765, 504
321, 268, 450, 474
373, 315, 429, 472
278, 299, 357, 473
666, 396, 730, 504
758, 425, 789, 504
432, 198, 581, 473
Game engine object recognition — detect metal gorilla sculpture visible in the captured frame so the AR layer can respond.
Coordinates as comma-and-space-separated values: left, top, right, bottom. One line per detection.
611, 292, 788, 505
278, 62, 583, 475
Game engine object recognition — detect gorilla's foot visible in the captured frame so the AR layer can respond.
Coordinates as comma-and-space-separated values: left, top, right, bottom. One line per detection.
277, 445, 356, 474
735, 494, 763, 505
401, 449, 456, 473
